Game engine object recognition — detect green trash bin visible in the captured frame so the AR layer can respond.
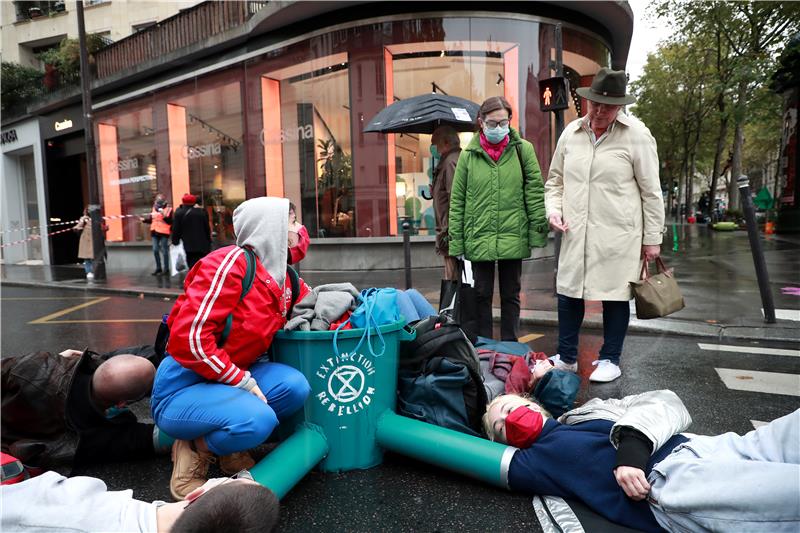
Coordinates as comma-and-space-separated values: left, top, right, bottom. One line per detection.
271, 319, 414, 472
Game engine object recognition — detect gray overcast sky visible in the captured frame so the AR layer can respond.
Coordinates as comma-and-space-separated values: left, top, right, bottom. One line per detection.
626, 0, 675, 82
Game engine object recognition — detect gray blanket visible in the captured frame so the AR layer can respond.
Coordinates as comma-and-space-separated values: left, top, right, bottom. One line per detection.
284, 283, 360, 331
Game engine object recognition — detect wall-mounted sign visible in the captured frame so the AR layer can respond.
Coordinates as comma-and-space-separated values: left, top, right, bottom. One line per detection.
1, 129, 18, 145
182, 142, 221, 159
260, 125, 313, 146
54, 119, 74, 132
114, 157, 139, 171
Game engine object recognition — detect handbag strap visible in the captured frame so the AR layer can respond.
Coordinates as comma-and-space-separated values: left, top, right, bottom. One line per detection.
639, 260, 650, 281
655, 257, 673, 278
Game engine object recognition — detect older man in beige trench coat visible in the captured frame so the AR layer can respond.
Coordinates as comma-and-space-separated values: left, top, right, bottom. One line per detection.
544, 68, 665, 383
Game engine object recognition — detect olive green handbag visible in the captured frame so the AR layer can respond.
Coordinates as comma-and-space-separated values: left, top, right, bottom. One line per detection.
630, 257, 685, 319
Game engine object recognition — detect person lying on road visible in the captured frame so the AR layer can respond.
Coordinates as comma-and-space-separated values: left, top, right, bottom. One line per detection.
484, 390, 800, 533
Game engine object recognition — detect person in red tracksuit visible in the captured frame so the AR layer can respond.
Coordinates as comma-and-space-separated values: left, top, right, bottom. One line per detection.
150, 197, 311, 500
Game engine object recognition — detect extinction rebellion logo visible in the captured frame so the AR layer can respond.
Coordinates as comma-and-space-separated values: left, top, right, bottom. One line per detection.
315, 352, 376, 417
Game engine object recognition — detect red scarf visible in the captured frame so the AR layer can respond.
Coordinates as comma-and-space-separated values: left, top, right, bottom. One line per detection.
479, 131, 510, 162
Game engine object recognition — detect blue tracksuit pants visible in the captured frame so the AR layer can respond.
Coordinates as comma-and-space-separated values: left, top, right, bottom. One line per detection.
151, 355, 310, 455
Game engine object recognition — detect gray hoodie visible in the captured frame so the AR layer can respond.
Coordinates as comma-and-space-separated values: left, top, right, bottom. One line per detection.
1, 471, 158, 532
233, 197, 288, 286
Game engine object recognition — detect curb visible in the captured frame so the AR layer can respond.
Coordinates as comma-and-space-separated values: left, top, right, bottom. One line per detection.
6, 279, 799, 343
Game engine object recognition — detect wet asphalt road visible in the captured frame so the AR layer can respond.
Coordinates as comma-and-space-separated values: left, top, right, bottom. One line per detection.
2, 285, 798, 532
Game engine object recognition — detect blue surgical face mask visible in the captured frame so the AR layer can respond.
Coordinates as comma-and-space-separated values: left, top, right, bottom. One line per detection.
483, 124, 509, 144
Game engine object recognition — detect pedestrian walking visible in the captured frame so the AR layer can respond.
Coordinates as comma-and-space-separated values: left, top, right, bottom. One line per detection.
150, 197, 311, 500
141, 193, 173, 276
430, 125, 462, 281
545, 68, 665, 382
72, 207, 105, 280
448, 96, 548, 341
484, 391, 800, 533
171, 193, 211, 270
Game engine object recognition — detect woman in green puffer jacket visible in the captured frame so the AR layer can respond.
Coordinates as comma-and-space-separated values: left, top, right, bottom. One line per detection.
448, 96, 548, 341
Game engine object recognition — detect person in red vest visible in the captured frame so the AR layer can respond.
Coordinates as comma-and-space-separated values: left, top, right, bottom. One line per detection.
141, 193, 173, 275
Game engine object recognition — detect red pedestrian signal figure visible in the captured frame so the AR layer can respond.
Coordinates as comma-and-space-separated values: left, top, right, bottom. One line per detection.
539, 77, 570, 112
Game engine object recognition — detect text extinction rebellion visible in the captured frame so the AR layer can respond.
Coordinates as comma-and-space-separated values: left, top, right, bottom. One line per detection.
315, 352, 376, 417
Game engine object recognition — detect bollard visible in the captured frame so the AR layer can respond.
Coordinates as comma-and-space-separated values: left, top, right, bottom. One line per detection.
402, 218, 412, 289
738, 175, 776, 324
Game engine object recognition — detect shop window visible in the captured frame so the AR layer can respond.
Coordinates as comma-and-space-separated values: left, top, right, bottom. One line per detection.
387, 41, 517, 234
96, 104, 157, 242
166, 80, 245, 245
260, 53, 353, 238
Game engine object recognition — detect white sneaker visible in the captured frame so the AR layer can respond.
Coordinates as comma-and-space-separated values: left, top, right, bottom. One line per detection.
86, 272, 95, 280
548, 354, 577, 373
589, 359, 621, 382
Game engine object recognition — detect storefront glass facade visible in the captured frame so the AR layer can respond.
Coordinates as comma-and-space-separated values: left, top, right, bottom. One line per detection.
96, 14, 609, 243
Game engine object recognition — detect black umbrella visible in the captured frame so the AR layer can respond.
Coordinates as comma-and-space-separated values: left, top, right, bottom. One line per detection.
363, 93, 479, 134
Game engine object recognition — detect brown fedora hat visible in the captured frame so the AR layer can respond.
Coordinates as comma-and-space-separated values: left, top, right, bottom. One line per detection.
576, 68, 636, 105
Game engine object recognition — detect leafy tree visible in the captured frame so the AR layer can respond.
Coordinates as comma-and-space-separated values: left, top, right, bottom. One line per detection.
1, 62, 44, 115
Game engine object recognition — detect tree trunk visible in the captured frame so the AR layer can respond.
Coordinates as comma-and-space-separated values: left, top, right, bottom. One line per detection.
728, 79, 747, 211
709, 95, 728, 221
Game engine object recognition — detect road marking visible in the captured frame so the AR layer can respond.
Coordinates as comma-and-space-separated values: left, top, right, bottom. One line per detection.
698, 343, 800, 358
518, 333, 545, 343
763, 308, 800, 321
751, 420, 768, 429
29, 297, 110, 324
715, 368, 800, 397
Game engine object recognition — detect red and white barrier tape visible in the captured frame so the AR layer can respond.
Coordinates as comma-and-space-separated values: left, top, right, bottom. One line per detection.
1, 213, 143, 236
0, 226, 76, 248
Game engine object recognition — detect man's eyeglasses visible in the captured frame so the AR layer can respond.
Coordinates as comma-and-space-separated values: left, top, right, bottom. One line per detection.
184, 469, 254, 507
484, 119, 510, 128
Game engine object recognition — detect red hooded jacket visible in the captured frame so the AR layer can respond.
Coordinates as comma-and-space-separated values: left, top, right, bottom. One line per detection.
166, 245, 310, 388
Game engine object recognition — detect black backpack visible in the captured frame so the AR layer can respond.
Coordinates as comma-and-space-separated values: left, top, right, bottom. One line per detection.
398, 313, 488, 436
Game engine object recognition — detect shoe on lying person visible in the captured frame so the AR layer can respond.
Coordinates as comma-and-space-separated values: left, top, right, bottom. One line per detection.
548, 354, 577, 373
589, 359, 622, 383
170, 439, 214, 501
219, 450, 255, 476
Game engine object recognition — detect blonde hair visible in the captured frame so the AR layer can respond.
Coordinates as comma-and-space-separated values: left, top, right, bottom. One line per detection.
482, 394, 551, 443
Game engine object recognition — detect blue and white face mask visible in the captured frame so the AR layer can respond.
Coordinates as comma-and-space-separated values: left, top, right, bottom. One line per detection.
483, 124, 509, 144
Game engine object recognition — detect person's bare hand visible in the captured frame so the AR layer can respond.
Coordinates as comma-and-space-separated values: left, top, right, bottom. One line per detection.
641, 245, 661, 262
548, 213, 568, 233
59, 349, 83, 358
250, 384, 268, 404
614, 466, 650, 500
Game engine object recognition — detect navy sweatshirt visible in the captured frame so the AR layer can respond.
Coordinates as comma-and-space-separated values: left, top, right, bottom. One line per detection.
508, 419, 688, 533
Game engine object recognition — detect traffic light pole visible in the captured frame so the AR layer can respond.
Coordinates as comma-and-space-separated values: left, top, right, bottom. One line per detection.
552, 24, 564, 295
77, 0, 106, 281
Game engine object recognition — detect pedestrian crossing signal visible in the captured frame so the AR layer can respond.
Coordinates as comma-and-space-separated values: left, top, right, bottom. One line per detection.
539, 77, 570, 112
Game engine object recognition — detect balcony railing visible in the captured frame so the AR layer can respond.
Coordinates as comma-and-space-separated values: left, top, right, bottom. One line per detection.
14, 1, 66, 22
94, 1, 269, 80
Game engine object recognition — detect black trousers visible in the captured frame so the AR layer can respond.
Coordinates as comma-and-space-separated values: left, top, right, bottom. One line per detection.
472, 259, 522, 341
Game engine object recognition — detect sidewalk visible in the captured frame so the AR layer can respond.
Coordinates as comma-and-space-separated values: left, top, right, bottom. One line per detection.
4, 240, 799, 343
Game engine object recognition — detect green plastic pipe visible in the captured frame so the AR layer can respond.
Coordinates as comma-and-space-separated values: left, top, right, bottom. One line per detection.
250, 423, 329, 499
375, 410, 515, 489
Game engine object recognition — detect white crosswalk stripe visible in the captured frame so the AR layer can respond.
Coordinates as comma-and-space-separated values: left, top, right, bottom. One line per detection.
762, 308, 800, 321
715, 368, 800, 397
698, 343, 800, 358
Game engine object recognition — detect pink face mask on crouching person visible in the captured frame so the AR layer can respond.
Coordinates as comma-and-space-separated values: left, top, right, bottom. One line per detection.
505, 406, 544, 448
